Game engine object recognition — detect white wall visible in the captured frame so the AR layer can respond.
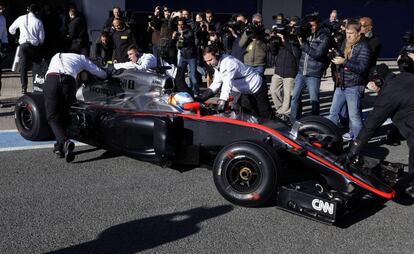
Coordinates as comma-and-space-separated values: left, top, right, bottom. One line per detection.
81, 0, 126, 55
262, 0, 302, 28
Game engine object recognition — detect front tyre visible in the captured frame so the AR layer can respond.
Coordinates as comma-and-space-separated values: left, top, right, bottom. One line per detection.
15, 94, 54, 141
213, 141, 280, 207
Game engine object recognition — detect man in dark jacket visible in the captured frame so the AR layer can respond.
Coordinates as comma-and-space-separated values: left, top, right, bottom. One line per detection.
327, 19, 371, 140
269, 23, 301, 120
111, 18, 137, 63
360, 17, 381, 69
290, 14, 329, 122
67, 8, 89, 56
173, 18, 199, 94
348, 59, 414, 197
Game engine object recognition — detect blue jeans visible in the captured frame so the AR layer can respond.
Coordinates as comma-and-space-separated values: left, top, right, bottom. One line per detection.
178, 55, 199, 93
327, 85, 365, 137
290, 73, 321, 121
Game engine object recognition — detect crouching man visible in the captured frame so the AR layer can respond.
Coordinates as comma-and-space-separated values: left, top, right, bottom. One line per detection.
198, 46, 272, 118
347, 58, 414, 197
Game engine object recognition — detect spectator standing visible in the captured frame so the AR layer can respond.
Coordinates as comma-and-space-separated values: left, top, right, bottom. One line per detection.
269, 22, 301, 120
41, 3, 63, 59
239, 13, 268, 74
103, 6, 122, 32
112, 18, 137, 63
0, 2, 7, 96
205, 10, 220, 32
9, 3, 45, 94
360, 17, 381, 68
66, 8, 89, 56
172, 18, 199, 94
327, 19, 371, 140
290, 14, 329, 122
229, 14, 248, 62
147, 6, 163, 60
94, 31, 113, 64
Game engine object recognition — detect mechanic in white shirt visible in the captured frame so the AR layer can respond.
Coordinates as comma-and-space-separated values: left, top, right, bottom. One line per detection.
199, 45, 272, 118
0, 2, 8, 96
9, 3, 45, 94
44, 53, 107, 162
114, 45, 157, 70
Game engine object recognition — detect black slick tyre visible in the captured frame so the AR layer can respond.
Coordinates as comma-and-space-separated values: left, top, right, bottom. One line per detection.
213, 141, 280, 207
15, 93, 54, 141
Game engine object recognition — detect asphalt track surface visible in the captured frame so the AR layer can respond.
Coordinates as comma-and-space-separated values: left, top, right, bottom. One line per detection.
1, 131, 414, 253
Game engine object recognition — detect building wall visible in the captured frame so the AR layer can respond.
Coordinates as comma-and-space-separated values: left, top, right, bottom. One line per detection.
262, 0, 302, 29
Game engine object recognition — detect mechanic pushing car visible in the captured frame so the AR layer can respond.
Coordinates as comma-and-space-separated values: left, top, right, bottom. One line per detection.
198, 45, 273, 118
44, 53, 107, 162
348, 54, 414, 197
113, 45, 157, 70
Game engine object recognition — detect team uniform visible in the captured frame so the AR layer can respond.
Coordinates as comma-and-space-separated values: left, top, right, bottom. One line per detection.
114, 53, 157, 70
353, 72, 414, 187
9, 11, 45, 93
44, 53, 106, 160
209, 54, 272, 118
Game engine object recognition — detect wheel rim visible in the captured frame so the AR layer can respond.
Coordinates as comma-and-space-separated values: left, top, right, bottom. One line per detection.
19, 106, 33, 131
226, 156, 261, 193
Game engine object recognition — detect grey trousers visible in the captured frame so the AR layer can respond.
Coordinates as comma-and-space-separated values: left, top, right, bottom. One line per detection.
269, 74, 295, 115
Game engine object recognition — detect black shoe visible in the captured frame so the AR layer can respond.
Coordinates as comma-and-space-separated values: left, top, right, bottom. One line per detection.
53, 143, 64, 158
64, 140, 75, 163
21, 89, 27, 95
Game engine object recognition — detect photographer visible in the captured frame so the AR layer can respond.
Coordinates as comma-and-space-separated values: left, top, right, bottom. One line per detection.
347, 58, 414, 197
269, 17, 301, 120
290, 13, 330, 122
327, 19, 371, 140
172, 18, 199, 94
147, 6, 164, 60
239, 13, 268, 74
223, 13, 247, 61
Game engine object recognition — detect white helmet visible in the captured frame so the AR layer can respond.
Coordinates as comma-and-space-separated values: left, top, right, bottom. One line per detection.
169, 92, 194, 108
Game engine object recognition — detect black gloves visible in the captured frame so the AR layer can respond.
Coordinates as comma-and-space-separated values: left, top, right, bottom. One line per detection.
103, 63, 123, 77
337, 140, 362, 166
195, 88, 215, 102
347, 140, 361, 162
217, 99, 228, 113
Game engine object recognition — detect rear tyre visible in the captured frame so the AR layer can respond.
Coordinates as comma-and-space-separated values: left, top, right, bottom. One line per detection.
15, 94, 54, 141
213, 141, 280, 207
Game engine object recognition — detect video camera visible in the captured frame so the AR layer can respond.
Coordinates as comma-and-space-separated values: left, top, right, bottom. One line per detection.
398, 31, 414, 72
327, 48, 343, 60
244, 21, 265, 38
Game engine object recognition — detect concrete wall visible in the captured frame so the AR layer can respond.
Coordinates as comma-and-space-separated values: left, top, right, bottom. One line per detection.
262, 0, 302, 28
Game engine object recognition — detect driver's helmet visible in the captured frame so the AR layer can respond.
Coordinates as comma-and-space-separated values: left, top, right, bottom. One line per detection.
168, 92, 194, 108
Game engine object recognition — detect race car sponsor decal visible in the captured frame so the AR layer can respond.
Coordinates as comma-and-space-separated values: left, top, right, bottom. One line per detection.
311, 199, 334, 215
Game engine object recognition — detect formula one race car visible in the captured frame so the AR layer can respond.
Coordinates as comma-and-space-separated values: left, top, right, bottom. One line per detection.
14, 68, 405, 224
